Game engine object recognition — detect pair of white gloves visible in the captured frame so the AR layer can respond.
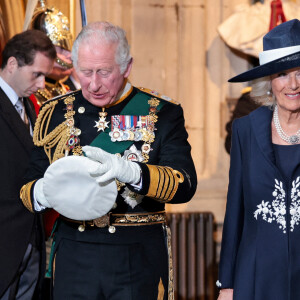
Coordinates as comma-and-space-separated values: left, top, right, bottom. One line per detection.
83, 146, 141, 185
35, 145, 141, 210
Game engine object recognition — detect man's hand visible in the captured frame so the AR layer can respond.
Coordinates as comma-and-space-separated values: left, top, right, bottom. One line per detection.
217, 289, 233, 300
82, 146, 141, 184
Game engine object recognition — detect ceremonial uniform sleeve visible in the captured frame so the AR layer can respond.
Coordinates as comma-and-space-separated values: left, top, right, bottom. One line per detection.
129, 103, 197, 204
217, 119, 244, 289
20, 145, 52, 213
20, 98, 65, 213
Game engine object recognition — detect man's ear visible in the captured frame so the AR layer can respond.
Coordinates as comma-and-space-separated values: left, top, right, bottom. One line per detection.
6, 56, 18, 73
123, 58, 133, 78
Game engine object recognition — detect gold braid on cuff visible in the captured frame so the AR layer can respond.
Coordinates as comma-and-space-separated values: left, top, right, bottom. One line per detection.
146, 165, 184, 202
20, 180, 37, 213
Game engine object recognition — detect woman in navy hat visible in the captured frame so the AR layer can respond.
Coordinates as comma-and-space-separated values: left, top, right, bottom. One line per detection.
217, 19, 300, 300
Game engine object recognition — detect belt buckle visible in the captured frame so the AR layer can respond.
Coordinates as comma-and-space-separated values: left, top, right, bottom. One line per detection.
92, 214, 110, 228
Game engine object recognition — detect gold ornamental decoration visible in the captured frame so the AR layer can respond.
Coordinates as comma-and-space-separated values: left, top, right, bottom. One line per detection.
30, 1, 73, 51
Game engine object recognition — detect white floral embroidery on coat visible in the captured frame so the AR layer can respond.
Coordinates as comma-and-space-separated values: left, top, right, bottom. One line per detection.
254, 177, 300, 233
290, 177, 300, 232
254, 178, 288, 233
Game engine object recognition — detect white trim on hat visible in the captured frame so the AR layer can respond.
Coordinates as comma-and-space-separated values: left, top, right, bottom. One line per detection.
259, 45, 300, 65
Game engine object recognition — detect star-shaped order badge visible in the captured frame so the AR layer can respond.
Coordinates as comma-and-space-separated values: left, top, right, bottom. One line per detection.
121, 188, 144, 208
94, 108, 109, 132
123, 145, 144, 162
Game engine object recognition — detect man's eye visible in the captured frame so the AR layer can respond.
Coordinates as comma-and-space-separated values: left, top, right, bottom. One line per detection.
82, 71, 92, 76
33, 72, 41, 78
98, 70, 110, 76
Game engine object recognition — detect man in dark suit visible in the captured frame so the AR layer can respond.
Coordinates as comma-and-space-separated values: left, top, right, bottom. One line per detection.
21, 22, 197, 299
0, 30, 56, 300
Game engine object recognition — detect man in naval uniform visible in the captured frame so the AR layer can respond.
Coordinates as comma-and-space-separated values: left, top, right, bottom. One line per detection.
20, 22, 197, 300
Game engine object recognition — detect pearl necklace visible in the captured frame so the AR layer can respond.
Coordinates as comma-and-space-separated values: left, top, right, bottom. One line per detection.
273, 105, 300, 144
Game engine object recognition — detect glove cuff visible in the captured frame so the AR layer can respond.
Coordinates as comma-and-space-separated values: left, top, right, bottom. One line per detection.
128, 162, 142, 185
34, 178, 51, 208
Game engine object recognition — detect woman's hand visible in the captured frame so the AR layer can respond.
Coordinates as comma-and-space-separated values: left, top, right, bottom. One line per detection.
217, 289, 233, 300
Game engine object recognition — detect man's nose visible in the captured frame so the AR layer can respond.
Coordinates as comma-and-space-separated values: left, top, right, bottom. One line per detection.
36, 76, 45, 90
89, 73, 102, 91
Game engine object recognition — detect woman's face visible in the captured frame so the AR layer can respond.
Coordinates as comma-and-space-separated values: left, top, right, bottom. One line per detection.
271, 67, 300, 113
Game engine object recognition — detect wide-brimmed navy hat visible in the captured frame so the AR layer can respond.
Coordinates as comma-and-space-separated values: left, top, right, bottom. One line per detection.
229, 19, 300, 82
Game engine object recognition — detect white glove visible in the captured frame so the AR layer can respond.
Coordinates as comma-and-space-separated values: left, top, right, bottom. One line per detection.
82, 146, 141, 184
34, 178, 51, 208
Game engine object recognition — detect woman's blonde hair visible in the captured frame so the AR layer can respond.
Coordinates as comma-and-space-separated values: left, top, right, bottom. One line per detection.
250, 76, 275, 108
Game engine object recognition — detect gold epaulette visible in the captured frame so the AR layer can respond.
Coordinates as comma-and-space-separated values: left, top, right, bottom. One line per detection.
146, 165, 184, 202
33, 91, 80, 164
138, 87, 180, 105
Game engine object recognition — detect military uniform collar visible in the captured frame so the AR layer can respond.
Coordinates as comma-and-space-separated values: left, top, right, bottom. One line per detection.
104, 80, 133, 108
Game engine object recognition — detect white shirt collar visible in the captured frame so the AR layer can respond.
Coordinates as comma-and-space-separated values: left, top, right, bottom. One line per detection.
0, 76, 19, 106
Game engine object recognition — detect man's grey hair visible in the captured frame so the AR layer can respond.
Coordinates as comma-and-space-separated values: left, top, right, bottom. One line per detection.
71, 21, 132, 74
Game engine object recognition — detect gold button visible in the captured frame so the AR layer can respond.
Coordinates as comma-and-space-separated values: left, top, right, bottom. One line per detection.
78, 224, 85, 232
108, 226, 116, 233
78, 107, 85, 114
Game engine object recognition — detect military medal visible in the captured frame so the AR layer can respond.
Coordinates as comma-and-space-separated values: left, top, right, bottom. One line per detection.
141, 143, 151, 154
94, 108, 109, 132
109, 115, 156, 142
110, 128, 123, 142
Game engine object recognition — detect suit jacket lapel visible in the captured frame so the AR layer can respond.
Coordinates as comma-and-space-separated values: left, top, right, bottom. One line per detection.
250, 106, 276, 166
0, 88, 33, 152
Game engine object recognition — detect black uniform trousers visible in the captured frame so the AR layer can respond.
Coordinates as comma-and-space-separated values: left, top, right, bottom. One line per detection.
52, 221, 169, 300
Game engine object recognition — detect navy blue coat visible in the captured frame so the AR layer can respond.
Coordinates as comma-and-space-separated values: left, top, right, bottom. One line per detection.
218, 106, 300, 300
